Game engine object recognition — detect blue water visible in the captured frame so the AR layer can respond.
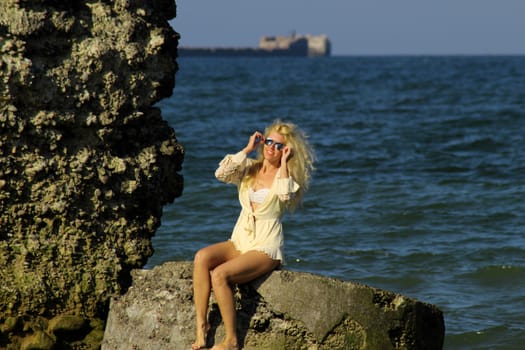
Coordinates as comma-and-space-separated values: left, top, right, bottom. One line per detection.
148, 56, 525, 349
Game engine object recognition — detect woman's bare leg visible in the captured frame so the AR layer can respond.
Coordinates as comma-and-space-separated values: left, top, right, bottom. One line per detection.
192, 241, 240, 349
210, 251, 280, 350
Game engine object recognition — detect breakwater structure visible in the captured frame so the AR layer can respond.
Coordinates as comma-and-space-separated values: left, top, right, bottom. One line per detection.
102, 262, 445, 350
179, 32, 332, 57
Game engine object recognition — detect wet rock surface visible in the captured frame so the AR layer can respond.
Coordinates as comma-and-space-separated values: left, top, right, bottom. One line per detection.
102, 262, 445, 350
0, 0, 182, 348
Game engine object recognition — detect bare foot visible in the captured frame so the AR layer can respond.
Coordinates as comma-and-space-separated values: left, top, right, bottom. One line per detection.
210, 341, 238, 350
191, 323, 210, 350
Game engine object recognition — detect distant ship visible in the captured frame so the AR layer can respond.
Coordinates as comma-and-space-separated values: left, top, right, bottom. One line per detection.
178, 33, 331, 57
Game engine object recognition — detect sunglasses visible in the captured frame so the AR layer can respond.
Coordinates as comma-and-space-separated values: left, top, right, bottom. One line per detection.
264, 138, 285, 151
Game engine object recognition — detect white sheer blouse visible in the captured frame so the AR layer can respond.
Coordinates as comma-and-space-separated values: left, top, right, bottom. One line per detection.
215, 151, 300, 262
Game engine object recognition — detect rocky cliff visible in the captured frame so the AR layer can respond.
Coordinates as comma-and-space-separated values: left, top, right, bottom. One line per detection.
102, 262, 445, 350
0, 1, 183, 348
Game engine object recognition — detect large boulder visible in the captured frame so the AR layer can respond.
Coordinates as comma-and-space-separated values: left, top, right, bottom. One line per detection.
102, 262, 445, 349
0, 0, 182, 348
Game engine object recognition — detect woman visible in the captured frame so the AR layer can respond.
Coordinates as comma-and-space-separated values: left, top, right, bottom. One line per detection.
191, 120, 315, 350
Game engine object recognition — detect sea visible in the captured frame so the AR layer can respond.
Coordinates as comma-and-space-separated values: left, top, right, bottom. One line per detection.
146, 56, 525, 349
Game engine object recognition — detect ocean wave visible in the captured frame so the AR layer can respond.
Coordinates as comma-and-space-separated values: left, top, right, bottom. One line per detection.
458, 265, 525, 287
445, 325, 525, 350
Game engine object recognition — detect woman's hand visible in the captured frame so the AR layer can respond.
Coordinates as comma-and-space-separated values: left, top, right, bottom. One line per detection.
281, 146, 293, 163
279, 146, 293, 179
242, 131, 265, 154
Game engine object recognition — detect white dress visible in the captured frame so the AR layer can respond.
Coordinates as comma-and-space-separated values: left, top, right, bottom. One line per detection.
215, 151, 300, 263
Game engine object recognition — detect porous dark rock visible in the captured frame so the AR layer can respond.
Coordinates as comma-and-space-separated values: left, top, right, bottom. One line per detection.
102, 262, 445, 350
0, 0, 183, 348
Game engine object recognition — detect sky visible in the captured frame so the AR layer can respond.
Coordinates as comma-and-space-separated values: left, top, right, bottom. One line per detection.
170, 0, 525, 55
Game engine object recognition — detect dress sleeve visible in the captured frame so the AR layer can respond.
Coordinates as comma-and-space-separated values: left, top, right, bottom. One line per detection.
215, 151, 249, 185
274, 176, 300, 202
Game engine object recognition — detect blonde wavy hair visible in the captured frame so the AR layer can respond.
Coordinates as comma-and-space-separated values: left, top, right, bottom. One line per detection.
243, 119, 315, 212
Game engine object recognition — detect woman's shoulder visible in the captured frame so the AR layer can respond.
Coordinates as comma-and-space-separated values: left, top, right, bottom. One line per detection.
246, 157, 258, 167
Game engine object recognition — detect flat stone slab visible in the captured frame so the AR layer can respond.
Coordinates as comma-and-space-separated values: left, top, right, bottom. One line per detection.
102, 261, 444, 349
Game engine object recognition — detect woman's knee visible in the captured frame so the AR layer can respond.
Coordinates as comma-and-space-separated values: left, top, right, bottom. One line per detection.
194, 248, 212, 268
194, 244, 227, 270
194, 241, 237, 269
211, 266, 230, 287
